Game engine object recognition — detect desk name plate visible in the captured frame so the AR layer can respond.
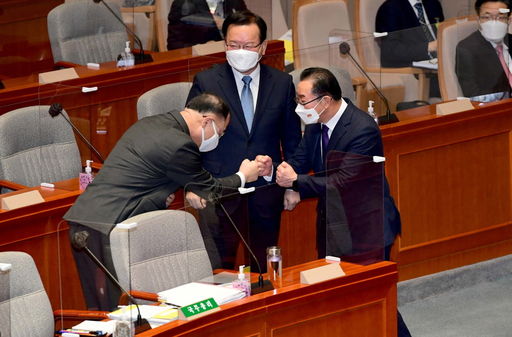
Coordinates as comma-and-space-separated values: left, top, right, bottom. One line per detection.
178, 298, 220, 321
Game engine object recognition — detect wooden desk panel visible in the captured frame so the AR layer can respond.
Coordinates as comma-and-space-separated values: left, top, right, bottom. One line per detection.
138, 261, 398, 337
381, 100, 512, 280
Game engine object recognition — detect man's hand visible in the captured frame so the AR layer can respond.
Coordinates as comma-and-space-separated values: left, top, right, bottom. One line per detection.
428, 40, 437, 53
165, 193, 175, 208
276, 161, 298, 188
186, 191, 207, 209
255, 155, 272, 176
284, 190, 301, 211
239, 159, 259, 183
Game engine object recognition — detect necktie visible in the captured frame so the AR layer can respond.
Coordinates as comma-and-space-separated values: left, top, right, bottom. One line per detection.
496, 44, 512, 89
414, 2, 435, 42
321, 124, 329, 160
241, 75, 254, 131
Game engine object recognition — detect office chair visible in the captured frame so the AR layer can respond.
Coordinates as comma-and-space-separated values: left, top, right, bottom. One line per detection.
0, 106, 81, 193
136, 82, 193, 119
0, 251, 107, 337
109, 210, 214, 302
48, 1, 129, 66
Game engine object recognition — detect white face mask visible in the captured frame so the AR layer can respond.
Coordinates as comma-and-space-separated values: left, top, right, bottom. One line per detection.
295, 97, 326, 125
226, 49, 261, 73
199, 120, 220, 152
480, 20, 509, 43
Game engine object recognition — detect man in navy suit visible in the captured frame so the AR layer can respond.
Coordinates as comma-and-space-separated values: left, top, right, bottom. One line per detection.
274, 67, 401, 259
274, 67, 410, 337
186, 11, 302, 270
376, 0, 445, 67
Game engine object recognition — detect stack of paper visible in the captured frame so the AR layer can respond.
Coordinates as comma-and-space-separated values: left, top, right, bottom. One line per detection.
72, 320, 116, 334
157, 282, 245, 307
108, 304, 178, 327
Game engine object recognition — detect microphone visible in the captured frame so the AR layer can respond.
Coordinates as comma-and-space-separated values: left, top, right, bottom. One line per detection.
92, 0, 153, 64
48, 103, 105, 163
217, 201, 274, 294
72, 230, 151, 333
338, 42, 399, 125
183, 181, 274, 294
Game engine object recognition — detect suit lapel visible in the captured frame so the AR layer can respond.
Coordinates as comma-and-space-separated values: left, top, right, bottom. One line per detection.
326, 101, 353, 156
217, 64, 250, 136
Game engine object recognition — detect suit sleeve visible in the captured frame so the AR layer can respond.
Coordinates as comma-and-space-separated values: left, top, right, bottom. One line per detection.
295, 123, 382, 200
187, 73, 205, 103
167, 140, 241, 201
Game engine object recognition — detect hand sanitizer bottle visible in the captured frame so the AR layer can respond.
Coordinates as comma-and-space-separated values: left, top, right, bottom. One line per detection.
368, 100, 378, 124
232, 265, 251, 297
120, 41, 135, 67
79, 160, 94, 191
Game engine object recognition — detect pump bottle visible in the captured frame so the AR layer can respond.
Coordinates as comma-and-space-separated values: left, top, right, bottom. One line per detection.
79, 160, 94, 190
232, 265, 251, 297
119, 41, 134, 67
367, 100, 378, 124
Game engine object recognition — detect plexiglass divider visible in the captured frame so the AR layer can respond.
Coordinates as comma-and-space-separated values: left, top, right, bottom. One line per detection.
324, 151, 385, 265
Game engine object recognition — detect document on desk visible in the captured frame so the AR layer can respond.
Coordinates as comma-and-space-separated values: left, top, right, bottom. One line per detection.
108, 305, 179, 328
157, 282, 245, 307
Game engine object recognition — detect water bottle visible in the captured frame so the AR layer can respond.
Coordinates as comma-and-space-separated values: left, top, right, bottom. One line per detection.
266, 246, 282, 282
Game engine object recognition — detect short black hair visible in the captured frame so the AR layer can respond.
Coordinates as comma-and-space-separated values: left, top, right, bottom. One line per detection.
300, 67, 342, 101
186, 93, 230, 119
222, 10, 267, 43
475, 0, 511, 14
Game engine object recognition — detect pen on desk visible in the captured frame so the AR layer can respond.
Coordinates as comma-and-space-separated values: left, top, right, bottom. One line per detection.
57, 330, 106, 337
164, 302, 182, 308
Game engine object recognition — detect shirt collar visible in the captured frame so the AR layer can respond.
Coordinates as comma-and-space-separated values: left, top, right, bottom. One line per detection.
231, 63, 261, 83
323, 98, 347, 134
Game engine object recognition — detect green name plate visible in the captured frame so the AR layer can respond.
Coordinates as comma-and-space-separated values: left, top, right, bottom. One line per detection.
179, 298, 220, 320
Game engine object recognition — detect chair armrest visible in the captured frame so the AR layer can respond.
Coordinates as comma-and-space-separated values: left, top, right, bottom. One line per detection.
54, 61, 80, 69
89, 162, 103, 171
351, 76, 367, 87
212, 268, 237, 274
121, 5, 155, 14
53, 309, 109, 322
119, 290, 159, 305
366, 66, 430, 75
0, 180, 28, 191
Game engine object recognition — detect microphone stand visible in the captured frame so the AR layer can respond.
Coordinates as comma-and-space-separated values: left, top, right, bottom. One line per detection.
93, 0, 153, 64
217, 201, 274, 294
72, 231, 151, 333
339, 42, 399, 125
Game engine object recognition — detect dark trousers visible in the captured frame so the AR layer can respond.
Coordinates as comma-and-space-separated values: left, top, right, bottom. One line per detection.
198, 185, 283, 272
69, 222, 121, 311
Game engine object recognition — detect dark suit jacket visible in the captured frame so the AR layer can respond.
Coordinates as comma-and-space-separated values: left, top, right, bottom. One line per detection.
187, 62, 301, 215
376, 0, 444, 67
456, 31, 512, 98
64, 110, 241, 234
167, 0, 247, 50
288, 99, 401, 247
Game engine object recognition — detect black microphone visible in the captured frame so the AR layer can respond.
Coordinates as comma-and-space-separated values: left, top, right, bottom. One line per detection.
48, 103, 105, 163
339, 42, 399, 125
183, 181, 274, 294
92, 0, 153, 64
216, 201, 274, 294
72, 230, 151, 333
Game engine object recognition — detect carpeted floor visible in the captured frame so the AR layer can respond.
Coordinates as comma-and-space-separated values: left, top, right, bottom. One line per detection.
398, 255, 512, 337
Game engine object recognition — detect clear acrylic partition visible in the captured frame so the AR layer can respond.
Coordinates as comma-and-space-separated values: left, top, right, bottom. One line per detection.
324, 151, 385, 265
0, 263, 11, 337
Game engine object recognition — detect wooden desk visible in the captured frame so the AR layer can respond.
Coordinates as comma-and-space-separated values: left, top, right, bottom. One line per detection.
381, 99, 512, 280
139, 260, 398, 337
0, 179, 84, 309
0, 41, 286, 163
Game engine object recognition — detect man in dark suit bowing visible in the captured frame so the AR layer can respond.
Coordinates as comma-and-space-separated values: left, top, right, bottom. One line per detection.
273, 67, 410, 337
376, 0, 444, 67
64, 93, 260, 310
456, 0, 512, 99
186, 11, 302, 270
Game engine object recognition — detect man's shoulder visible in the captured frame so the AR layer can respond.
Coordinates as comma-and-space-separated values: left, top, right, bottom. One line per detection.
457, 31, 485, 49
260, 64, 293, 83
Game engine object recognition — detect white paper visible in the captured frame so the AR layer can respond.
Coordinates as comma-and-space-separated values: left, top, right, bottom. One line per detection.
72, 320, 116, 334
157, 282, 245, 307
412, 59, 438, 70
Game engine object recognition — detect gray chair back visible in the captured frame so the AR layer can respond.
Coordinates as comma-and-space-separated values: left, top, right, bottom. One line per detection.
0, 106, 81, 192
0, 252, 54, 337
48, 1, 128, 65
137, 82, 193, 119
109, 210, 213, 296
290, 67, 356, 103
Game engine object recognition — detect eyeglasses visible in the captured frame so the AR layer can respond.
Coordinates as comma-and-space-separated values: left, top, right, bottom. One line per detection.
225, 42, 262, 50
295, 95, 323, 106
479, 14, 509, 23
